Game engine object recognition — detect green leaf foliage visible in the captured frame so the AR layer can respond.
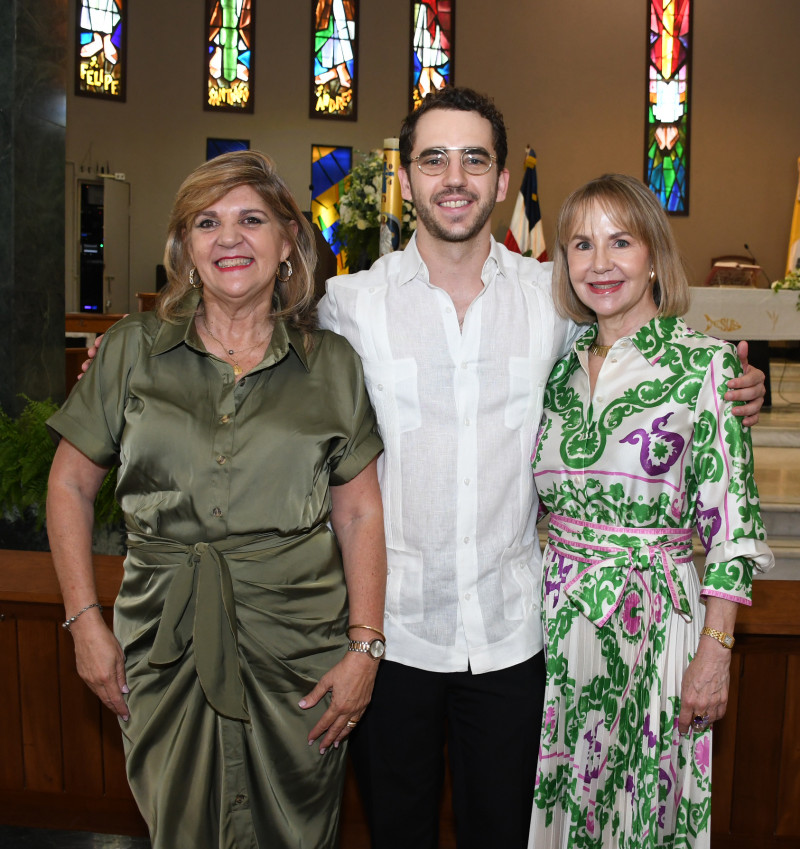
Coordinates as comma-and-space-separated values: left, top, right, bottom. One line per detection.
0, 396, 121, 532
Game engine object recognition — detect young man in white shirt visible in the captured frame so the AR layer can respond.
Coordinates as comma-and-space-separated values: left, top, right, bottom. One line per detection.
318, 87, 765, 849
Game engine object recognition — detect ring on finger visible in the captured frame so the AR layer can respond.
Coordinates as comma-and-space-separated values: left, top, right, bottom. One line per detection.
691, 713, 711, 730
346, 719, 358, 728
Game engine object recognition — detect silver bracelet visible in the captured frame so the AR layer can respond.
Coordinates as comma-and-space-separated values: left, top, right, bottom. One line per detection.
62, 601, 103, 631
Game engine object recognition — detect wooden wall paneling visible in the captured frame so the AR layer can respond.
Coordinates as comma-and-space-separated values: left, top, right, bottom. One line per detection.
776, 653, 800, 838
710, 648, 742, 835
729, 640, 786, 837
0, 613, 23, 790
17, 617, 64, 793
58, 625, 105, 796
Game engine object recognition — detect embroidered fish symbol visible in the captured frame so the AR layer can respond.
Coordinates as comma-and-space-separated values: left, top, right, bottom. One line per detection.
620, 412, 685, 476
703, 314, 742, 333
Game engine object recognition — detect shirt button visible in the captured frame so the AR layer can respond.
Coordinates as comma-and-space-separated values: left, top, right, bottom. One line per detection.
234, 793, 246, 805
239, 378, 246, 386
610, 357, 618, 364
377, 384, 384, 391
369, 287, 375, 293
461, 362, 467, 369
464, 592, 471, 601
464, 418, 470, 426
212, 507, 223, 518
463, 536, 469, 544
464, 478, 470, 485
595, 395, 604, 404
216, 455, 227, 465
220, 414, 231, 424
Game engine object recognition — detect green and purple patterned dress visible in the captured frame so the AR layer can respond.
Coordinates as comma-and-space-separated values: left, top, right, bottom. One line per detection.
528, 317, 773, 849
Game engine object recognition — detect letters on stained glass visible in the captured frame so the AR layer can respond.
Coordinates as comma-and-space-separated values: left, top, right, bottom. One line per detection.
311, 145, 353, 273
410, 1, 454, 110
311, 0, 358, 120
645, 0, 691, 214
76, 0, 126, 100
206, 0, 254, 112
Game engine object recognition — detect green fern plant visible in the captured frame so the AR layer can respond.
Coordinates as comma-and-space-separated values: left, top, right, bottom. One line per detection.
0, 396, 122, 532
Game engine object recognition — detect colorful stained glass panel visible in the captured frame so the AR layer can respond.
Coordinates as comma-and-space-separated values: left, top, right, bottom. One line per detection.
206, 0, 254, 112
645, 0, 691, 214
410, 1, 454, 110
311, 145, 353, 273
207, 138, 250, 160
76, 0, 126, 100
311, 0, 358, 120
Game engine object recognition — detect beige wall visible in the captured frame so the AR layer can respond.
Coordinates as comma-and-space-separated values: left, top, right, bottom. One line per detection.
66, 0, 800, 309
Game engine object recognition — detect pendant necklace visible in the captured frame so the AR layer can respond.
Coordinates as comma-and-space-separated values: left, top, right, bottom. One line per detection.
199, 315, 268, 376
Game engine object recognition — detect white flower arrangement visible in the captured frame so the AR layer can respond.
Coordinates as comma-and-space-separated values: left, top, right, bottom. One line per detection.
770, 268, 800, 310
338, 150, 416, 268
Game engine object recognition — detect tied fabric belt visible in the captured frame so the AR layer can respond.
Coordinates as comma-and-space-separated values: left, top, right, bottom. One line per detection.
127, 530, 321, 722
547, 515, 695, 628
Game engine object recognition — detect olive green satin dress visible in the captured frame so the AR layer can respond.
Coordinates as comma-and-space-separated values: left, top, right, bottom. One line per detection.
48, 292, 383, 849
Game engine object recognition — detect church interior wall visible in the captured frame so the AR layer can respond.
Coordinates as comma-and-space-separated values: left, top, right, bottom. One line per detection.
65, 0, 800, 307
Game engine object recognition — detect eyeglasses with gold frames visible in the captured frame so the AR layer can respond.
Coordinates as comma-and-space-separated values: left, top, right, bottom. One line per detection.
410, 147, 497, 176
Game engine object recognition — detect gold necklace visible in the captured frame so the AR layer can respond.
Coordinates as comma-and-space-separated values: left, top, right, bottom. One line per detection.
588, 342, 612, 358
199, 315, 269, 376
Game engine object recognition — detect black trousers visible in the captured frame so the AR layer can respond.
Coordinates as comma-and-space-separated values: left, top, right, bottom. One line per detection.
349, 653, 546, 849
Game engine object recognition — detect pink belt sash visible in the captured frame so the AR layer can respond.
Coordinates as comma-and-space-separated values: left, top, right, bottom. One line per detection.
546, 514, 695, 628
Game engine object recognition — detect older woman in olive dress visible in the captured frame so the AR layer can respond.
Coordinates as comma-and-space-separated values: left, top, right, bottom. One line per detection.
47, 151, 386, 849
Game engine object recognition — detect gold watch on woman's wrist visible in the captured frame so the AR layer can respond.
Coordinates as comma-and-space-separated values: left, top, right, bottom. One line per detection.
700, 626, 735, 649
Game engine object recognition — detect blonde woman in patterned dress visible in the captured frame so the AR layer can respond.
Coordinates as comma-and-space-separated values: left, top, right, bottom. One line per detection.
528, 174, 774, 848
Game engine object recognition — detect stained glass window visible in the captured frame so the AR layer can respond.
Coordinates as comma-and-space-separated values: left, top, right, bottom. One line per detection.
207, 138, 250, 160
206, 0, 254, 113
410, 1, 454, 110
311, 0, 358, 120
645, 0, 691, 214
311, 145, 353, 273
76, 0, 126, 100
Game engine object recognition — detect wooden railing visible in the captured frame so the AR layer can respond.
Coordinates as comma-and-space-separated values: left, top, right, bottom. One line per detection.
0, 549, 797, 846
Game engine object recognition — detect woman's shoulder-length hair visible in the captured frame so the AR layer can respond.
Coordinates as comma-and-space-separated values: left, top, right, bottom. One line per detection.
158, 150, 318, 343
551, 173, 690, 324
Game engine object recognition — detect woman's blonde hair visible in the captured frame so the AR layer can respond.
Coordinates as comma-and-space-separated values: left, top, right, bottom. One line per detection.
551, 173, 690, 323
159, 150, 318, 341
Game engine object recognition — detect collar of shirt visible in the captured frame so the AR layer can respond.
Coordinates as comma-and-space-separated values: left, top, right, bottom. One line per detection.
150, 289, 311, 372
574, 315, 692, 367
393, 231, 506, 290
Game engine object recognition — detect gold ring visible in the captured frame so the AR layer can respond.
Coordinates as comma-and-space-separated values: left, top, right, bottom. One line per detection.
346, 719, 358, 728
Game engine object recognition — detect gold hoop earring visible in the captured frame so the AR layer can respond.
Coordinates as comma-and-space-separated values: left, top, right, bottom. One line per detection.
276, 260, 293, 282
649, 267, 656, 283
189, 268, 203, 289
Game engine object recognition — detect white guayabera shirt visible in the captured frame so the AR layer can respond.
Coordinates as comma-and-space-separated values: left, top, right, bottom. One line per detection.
319, 234, 581, 673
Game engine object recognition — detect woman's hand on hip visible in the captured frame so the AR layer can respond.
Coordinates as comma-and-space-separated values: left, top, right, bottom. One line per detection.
299, 652, 379, 753
678, 639, 732, 735
70, 611, 130, 721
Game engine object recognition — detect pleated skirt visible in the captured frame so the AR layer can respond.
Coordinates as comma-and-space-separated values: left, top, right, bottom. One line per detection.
529, 517, 712, 849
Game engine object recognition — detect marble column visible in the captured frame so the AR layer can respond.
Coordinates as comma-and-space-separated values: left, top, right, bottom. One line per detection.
0, 0, 68, 416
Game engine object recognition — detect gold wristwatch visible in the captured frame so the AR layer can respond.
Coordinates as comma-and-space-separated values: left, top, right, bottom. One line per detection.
700, 626, 735, 649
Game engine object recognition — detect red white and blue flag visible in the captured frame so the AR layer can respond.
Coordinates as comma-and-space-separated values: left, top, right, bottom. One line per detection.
504, 148, 547, 261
